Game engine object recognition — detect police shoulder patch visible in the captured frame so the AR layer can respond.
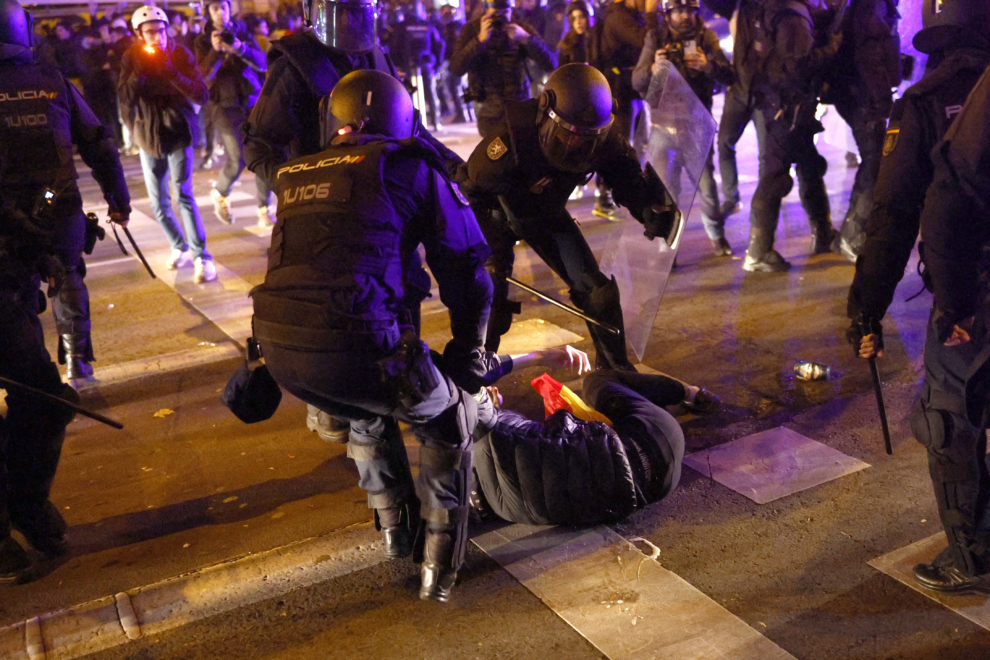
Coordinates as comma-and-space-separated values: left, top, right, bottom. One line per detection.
487, 137, 508, 161
882, 128, 899, 157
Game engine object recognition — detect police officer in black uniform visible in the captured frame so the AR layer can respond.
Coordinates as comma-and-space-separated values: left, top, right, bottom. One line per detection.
243, 0, 461, 443
742, 0, 841, 273
393, 0, 445, 131
456, 63, 677, 370
0, 0, 129, 581
911, 62, 990, 593
824, 0, 901, 262
1, 0, 131, 382
846, 0, 990, 593
253, 70, 494, 603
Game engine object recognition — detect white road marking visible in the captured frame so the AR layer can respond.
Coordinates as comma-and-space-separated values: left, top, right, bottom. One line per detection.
474, 524, 798, 660
683, 426, 870, 504
870, 533, 990, 631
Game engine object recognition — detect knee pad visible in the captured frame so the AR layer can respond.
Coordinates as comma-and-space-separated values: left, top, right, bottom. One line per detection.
764, 172, 794, 200
910, 399, 949, 452
416, 386, 478, 450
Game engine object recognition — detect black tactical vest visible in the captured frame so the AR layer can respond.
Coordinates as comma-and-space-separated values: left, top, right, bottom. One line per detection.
0, 55, 81, 207
259, 138, 415, 322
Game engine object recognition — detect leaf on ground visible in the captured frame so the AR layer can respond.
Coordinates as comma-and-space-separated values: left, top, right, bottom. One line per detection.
153, 408, 175, 418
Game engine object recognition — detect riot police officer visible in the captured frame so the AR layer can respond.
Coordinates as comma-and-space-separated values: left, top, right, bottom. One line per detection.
743, 0, 841, 273
825, 0, 901, 262
846, 0, 990, 593
393, 0, 445, 131
1, 0, 131, 381
243, 0, 460, 443
0, 0, 129, 580
456, 63, 677, 370
253, 71, 494, 603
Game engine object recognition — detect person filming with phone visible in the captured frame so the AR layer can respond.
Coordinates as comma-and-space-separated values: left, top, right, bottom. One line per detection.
632, 0, 734, 257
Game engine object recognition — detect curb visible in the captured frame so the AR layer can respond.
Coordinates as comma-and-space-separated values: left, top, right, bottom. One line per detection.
0, 523, 383, 660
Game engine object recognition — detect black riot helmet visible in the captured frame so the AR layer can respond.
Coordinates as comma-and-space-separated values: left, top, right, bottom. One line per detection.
537, 63, 614, 173
914, 0, 990, 54
0, 0, 32, 49
305, 0, 378, 52
330, 69, 416, 138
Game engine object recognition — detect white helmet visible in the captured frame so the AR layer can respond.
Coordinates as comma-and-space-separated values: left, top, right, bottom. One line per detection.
131, 5, 168, 31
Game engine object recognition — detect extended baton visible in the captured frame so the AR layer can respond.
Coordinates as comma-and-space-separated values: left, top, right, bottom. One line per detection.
868, 356, 893, 455
110, 222, 157, 279
506, 277, 621, 335
0, 376, 124, 430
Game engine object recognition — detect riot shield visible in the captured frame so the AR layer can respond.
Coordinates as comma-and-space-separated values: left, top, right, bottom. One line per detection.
599, 60, 717, 362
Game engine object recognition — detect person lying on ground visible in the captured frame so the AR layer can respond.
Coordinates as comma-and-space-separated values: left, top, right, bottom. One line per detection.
465, 346, 719, 526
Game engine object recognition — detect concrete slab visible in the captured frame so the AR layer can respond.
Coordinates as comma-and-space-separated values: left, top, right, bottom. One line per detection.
75, 343, 242, 393
869, 533, 990, 632
496, 318, 584, 355
683, 426, 870, 504
473, 525, 797, 660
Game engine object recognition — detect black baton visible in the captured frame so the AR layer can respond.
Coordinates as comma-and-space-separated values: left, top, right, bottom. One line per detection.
0, 376, 124, 430
111, 223, 157, 279
506, 277, 621, 335
868, 357, 893, 455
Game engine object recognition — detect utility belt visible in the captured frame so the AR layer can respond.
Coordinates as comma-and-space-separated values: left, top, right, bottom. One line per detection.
252, 290, 403, 351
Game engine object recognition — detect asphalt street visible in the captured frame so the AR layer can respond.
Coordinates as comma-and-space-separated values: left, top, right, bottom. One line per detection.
3, 111, 989, 660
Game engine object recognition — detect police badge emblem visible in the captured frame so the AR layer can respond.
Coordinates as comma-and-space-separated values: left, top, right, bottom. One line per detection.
487, 137, 508, 161
882, 128, 899, 157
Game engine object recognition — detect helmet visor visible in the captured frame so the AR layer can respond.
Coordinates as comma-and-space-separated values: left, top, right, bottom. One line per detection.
312, 0, 377, 52
538, 109, 613, 173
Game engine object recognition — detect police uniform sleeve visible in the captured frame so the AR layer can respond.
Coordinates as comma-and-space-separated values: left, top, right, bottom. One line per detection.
920, 70, 990, 335
244, 57, 307, 189
847, 97, 932, 322
596, 132, 654, 222
419, 166, 493, 351
67, 80, 131, 214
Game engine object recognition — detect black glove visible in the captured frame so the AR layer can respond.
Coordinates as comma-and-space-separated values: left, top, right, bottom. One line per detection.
642, 203, 678, 241
39, 254, 66, 298
83, 212, 106, 255
442, 340, 489, 393
845, 316, 883, 358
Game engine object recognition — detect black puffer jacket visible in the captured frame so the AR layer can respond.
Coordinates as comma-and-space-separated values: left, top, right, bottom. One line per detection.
473, 408, 638, 526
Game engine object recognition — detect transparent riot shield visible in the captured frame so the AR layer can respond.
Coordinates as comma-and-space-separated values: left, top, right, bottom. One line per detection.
599, 60, 717, 362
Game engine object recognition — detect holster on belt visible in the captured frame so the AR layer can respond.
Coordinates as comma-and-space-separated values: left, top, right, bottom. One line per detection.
377, 328, 441, 407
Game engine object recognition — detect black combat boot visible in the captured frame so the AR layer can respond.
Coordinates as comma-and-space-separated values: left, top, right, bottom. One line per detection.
419, 529, 458, 603
808, 222, 840, 255
742, 228, 791, 273
10, 500, 68, 557
60, 333, 94, 380
376, 504, 416, 559
913, 536, 990, 593
305, 405, 350, 443
0, 537, 32, 584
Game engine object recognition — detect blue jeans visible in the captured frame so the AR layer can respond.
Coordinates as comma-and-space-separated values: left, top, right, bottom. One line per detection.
139, 147, 211, 261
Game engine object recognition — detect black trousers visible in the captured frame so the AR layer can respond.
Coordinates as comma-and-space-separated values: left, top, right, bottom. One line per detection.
212, 105, 271, 206
747, 107, 832, 257
260, 327, 475, 532
0, 275, 74, 538
478, 204, 633, 370
833, 89, 888, 257
910, 312, 990, 576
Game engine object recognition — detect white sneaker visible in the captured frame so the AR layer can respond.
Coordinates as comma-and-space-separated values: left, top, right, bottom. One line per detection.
166, 248, 192, 269
193, 257, 217, 283
211, 188, 235, 225
257, 206, 275, 228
